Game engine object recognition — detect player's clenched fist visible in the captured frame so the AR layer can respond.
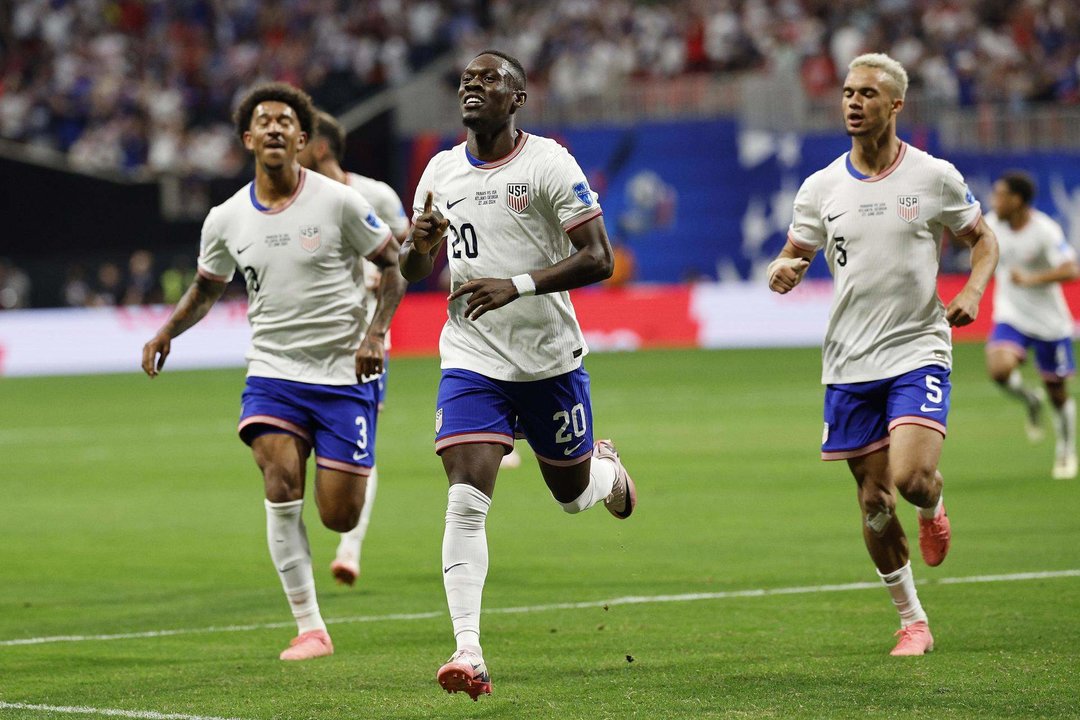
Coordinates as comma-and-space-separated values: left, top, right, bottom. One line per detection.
411, 191, 449, 255
768, 257, 811, 294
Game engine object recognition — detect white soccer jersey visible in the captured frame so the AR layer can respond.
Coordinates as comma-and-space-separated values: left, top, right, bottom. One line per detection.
788, 143, 982, 384
412, 132, 603, 381
347, 172, 409, 339
987, 209, 1076, 340
197, 168, 393, 384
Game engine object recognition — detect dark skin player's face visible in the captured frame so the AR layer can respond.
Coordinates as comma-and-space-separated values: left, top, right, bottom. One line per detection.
458, 55, 523, 133
243, 101, 307, 169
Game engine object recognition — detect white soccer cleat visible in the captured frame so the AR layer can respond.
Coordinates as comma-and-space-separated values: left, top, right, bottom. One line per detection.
1052, 453, 1077, 480
437, 648, 492, 700
594, 439, 636, 519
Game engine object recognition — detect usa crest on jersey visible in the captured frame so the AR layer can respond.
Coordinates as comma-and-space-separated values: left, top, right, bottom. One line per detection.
299, 224, 321, 252
506, 183, 530, 213
896, 195, 919, 223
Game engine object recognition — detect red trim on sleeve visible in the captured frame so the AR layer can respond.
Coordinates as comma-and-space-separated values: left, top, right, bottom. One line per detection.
954, 210, 982, 237
197, 266, 229, 283
787, 230, 818, 252
563, 207, 603, 234
365, 230, 395, 261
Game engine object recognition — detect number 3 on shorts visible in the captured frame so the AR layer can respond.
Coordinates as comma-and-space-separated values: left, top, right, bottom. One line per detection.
553, 403, 587, 444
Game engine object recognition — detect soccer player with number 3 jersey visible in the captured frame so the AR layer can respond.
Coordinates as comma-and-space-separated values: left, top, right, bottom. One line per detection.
399, 50, 637, 700
768, 54, 999, 656
141, 83, 403, 661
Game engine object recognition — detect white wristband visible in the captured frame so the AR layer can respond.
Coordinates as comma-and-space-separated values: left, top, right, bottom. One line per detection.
511, 273, 536, 297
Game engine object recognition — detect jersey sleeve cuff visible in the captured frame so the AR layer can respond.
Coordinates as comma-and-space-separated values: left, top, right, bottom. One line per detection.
197, 265, 231, 282
787, 230, 819, 252
953, 210, 982, 237
364, 230, 394, 261
562, 207, 603, 233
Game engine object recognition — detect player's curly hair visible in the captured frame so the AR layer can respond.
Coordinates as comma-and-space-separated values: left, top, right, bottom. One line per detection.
233, 82, 315, 141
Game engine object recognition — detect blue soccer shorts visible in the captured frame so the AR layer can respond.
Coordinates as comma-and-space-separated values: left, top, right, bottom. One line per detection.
821, 364, 951, 461
435, 366, 594, 466
238, 376, 379, 476
988, 322, 1076, 380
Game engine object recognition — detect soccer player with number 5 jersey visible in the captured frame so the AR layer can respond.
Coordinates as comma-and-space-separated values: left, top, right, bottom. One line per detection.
400, 50, 637, 700
768, 54, 999, 656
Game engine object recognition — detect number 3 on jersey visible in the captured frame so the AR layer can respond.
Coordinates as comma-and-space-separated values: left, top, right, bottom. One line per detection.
449, 222, 479, 259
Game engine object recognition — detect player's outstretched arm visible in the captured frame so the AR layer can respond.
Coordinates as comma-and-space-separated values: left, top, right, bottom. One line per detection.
356, 237, 406, 379
1010, 260, 1080, 288
767, 240, 815, 295
450, 215, 614, 322
141, 275, 227, 378
946, 217, 999, 326
400, 191, 448, 282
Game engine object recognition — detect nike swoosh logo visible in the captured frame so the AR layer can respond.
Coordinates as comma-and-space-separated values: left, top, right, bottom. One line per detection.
443, 562, 466, 574
563, 440, 586, 456
826, 211, 848, 222
447, 197, 466, 209
353, 451, 370, 461
237, 243, 254, 254
919, 404, 942, 413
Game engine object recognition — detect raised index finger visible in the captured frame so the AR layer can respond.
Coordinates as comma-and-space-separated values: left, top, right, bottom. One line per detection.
424, 191, 433, 214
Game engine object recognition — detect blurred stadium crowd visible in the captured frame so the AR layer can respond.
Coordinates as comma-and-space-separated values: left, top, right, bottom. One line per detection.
2, 0, 1078, 180
2, 0, 1080, 310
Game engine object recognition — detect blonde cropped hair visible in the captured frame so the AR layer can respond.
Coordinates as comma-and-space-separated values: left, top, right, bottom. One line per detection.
849, 53, 909, 99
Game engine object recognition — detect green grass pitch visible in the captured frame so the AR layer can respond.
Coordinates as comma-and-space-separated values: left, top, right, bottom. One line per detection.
1, 345, 1078, 719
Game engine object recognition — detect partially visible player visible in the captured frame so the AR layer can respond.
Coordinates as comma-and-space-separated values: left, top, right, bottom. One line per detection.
400, 50, 636, 700
985, 171, 1079, 479
768, 53, 998, 656
141, 82, 403, 660
297, 109, 410, 584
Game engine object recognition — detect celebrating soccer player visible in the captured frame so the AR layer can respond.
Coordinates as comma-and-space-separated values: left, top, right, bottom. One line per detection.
297, 109, 410, 585
141, 83, 403, 661
767, 54, 999, 656
399, 50, 637, 699
985, 171, 1079, 479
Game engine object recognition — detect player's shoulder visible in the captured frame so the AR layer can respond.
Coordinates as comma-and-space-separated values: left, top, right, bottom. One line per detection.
903, 144, 963, 179
801, 155, 846, 192
519, 132, 577, 165
1030, 209, 1065, 236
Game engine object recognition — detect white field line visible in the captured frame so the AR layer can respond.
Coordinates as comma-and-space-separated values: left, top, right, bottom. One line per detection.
3, 569, 1077, 649
0, 701, 245, 720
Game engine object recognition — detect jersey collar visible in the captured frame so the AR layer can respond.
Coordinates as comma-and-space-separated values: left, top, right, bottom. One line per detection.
249, 168, 307, 214
845, 142, 906, 183
465, 131, 529, 170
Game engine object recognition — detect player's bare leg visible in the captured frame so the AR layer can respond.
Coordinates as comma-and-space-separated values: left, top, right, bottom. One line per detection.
889, 425, 950, 567
332, 466, 378, 585
849, 449, 933, 656
1045, 379, 1077, 479
253, 433, 334, 660
538, 440, 635, 519
436, 443, 502, 700
988, 346, 1044, 442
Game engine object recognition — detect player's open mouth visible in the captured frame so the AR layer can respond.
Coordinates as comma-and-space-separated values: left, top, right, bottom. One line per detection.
463, 95, 484, 108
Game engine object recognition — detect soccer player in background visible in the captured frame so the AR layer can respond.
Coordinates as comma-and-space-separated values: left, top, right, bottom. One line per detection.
768, 53, 999, 656
297, 109, 410, 584
141, 83, 403, 660
984, 171, 1079, 479
400, 50, 637, 699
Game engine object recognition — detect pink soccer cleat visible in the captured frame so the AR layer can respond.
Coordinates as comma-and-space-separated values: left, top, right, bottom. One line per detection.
279, 629, 334, 661
918, 505, 951, 567
890, 620, 934, 656
437, 648, 492, 701
594, 439, 636, 519
330, 558, 359, 586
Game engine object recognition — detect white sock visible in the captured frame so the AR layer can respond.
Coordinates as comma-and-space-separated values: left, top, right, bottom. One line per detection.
556, 455, 616, 513
877, 561, 928, 627
1003, 369, 1038, 404
1052, 398, 1076, 458
917, 493, 943, 520
265, 499, 326, 635
442, 484, 491, 652
336, 466, 377, 565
